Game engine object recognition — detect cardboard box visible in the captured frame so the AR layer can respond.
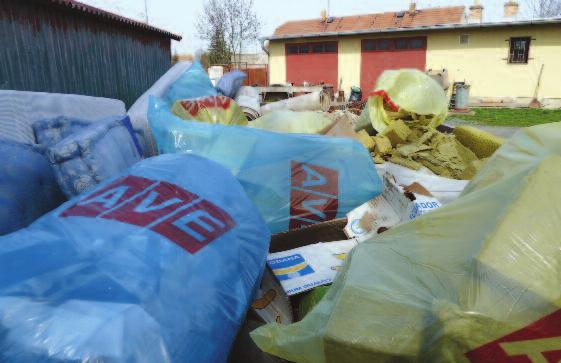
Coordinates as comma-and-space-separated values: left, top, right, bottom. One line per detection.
267, 240, 357, 296
344, 174, 442, 239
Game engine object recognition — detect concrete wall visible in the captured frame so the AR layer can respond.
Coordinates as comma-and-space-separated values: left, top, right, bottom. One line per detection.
426, 24, 561, 101
268, 23, 561, 102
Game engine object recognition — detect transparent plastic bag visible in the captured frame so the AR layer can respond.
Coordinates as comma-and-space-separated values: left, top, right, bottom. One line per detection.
249, 111, 332, 134
252, 122, 561, 362
357, 69, 449, 132
0, 153, 270, 363
171, 95, 248, 125
149, 97, 382, 234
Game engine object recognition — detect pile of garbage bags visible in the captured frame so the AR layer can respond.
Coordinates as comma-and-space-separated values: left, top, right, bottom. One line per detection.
2, 59, 561, 363
0, 154, 269, 362
252, 122, 561, 363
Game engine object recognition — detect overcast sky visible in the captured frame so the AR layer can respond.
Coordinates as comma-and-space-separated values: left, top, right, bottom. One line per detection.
81, 0, 535, 55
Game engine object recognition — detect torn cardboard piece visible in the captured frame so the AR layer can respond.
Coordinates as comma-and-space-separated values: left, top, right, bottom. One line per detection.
267, 240, 357, 296
320, 111, 360, 139
251, 269, 293, 325
375, 162, 468, 204
345, 173, 442, 239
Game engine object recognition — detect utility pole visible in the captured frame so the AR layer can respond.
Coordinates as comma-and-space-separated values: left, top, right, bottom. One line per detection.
144, 0, 149, 24
327, 0, 330, 17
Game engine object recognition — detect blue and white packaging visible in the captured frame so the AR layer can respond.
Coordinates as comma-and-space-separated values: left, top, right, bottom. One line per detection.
0, 153, 270, 363
148, 97, 382, 234
267, 240, 357, 296
344, 173, 442, 238
47, 116, 142, 198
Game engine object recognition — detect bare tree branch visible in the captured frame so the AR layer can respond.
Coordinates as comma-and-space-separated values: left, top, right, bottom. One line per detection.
524, 0, 561, 17
197, 0, 261, 65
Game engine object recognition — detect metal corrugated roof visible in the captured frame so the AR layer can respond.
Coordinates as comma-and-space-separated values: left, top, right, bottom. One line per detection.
34, 0, 182, 40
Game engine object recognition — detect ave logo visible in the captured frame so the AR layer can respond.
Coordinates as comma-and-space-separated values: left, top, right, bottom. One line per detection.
466, 309, 561, 363
60, 175, 235, 254
178, 95, 232, 117
289, 161, 339, 229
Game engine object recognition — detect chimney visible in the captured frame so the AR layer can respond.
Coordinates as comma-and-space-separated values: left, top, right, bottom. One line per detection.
504, 1, 519, 19
469, 0, 484, 23
409, 2, 417, 14
320, 9, 327, 22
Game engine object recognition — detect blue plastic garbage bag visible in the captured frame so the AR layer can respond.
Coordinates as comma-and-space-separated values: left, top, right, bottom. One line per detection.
0, 138, 65, 235
165, 62, 217, 103
0, 153, 270, 363
216, 70, 247, 98
149, 97, 382, 233
47, 116, 143, 198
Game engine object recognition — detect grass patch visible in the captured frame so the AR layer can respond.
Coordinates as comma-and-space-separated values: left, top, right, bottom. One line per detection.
449, 108, 561, 127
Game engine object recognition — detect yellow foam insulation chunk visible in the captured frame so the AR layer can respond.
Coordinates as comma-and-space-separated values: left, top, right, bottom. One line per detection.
383, 120, 411, 147
454, 125, 505, 159
373, 135, 392, 155
357, 130, 375, 151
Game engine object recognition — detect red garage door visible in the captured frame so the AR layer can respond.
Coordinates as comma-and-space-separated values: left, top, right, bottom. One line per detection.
361, 37, 427, 96
285, 42, 338, 87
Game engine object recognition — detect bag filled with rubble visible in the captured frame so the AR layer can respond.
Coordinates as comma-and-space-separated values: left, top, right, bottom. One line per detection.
251, 122, 561, 362
0, 153, 270, 363
149, 97, 382, 233
357, 69, 448, 133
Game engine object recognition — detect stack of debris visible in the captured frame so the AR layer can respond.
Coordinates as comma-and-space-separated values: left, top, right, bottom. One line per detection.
350, 69, 504, 180
356, 121, 500, 180
2, 60, 553, 363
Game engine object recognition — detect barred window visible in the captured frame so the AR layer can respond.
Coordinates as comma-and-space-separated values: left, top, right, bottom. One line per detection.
509, 37, 530, 64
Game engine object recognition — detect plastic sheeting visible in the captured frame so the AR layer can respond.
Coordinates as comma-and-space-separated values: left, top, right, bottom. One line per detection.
216, 70, 247, 98
260, 91, 331, 115
251, 122, 561, 362
0, 139, 65, 235
171, 96, 247, 125
248, 111, 333, 134
148, 97, 382, 234
0, 153, 270, 363
0, 90, 126, 145
358, 69, 448, 133
235, 86, 261, 118
128, 62, 217, 156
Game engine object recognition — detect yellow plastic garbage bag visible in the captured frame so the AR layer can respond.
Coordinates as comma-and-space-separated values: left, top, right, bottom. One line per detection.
463, 122, 561, 195
251, 122, 561, 363
248, 111, 332, 134
358, 69, 449, 133
171, 95, 248, 125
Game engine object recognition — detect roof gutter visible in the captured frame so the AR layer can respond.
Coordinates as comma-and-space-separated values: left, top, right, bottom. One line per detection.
266, 17, 561, 41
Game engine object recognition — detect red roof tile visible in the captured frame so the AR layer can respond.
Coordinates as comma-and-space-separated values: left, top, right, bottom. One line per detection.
273, 6, 466, 38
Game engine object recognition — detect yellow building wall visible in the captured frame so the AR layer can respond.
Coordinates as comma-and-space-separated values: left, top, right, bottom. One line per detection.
426, 25, 561, 100
268, 36, 362, 92
269, 24, 561, 100
337, 37, 362, 94
268, 41, 286, 85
